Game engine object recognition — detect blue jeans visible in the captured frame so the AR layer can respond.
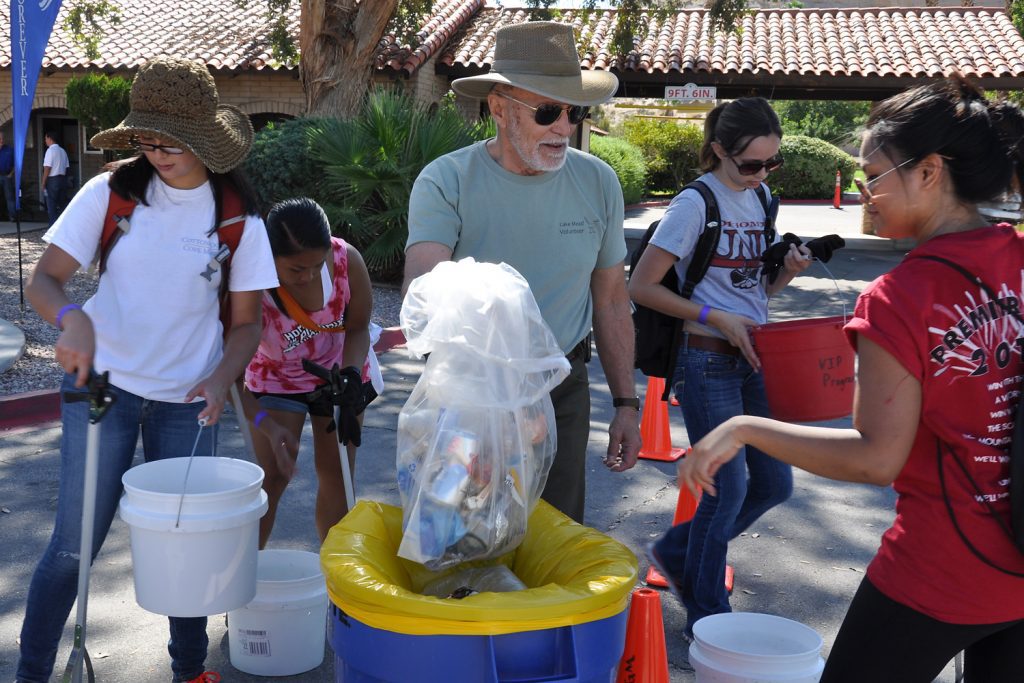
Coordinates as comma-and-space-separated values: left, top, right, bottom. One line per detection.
654, 341, 793, 635
44, 175, 67, 225
17, 374, 218, 683
2, 174, 16, 218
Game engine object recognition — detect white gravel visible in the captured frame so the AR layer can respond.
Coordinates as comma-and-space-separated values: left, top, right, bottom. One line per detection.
0, 229, 403, 397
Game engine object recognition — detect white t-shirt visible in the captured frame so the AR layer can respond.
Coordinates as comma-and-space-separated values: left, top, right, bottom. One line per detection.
650, 172, 778, 338
45, 172, 278, 401
43, 143, 69, 176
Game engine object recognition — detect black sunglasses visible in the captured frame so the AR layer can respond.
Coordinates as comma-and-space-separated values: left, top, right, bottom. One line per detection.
730, 154, 784, 176
496, 92, 589, 126
130, 136, 185, 155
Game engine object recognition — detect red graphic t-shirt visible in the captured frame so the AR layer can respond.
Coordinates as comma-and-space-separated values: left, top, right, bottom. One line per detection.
845, 225, 1024, 624
245, 237, 357, 394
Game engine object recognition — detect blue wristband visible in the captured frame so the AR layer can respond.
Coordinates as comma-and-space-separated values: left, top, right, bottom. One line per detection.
254, 410, 268, 429
697, 305, 712, 325
55, 303, 82, 330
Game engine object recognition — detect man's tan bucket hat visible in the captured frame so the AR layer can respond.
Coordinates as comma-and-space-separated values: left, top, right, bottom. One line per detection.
452, 21, 618, 107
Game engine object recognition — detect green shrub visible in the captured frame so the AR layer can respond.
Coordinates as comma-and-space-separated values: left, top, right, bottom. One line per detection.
310, 87, 493, 281
65, 73, 131, 131
244, 117, 331, 216
623, 119, 704, 194
774, 100, 869, 147
771, 135, 857, 200
589, 135, 646, 205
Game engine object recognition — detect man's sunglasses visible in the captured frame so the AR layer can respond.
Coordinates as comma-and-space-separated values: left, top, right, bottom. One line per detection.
730, 154, 785, 176
130, 137, 185, 155
496, 92, 589, 126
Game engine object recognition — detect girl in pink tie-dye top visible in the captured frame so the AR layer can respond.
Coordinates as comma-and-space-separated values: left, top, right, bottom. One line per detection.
240, 197, 373, 546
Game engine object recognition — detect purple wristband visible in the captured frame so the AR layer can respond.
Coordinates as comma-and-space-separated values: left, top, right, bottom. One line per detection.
697, 305, 712, 325
254, 410, 269, 429
55, 303, 83, 330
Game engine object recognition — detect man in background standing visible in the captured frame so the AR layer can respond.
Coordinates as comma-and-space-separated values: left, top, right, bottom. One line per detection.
0, 132, 15, 220
41, 131, 69, 226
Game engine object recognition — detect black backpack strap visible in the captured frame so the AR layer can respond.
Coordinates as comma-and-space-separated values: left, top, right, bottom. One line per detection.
756, 183, 778, 246
680, 180, 721, 299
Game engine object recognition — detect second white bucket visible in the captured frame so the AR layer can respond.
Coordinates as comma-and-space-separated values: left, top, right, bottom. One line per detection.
228, 549, 328, 676
118, 456, 268, 617
689, 612, 825, 683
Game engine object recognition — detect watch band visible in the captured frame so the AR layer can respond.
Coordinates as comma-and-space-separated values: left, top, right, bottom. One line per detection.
613, 396, 640, 410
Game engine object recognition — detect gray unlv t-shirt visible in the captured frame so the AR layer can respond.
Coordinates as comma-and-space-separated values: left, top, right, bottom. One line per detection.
649, 172, 778, 339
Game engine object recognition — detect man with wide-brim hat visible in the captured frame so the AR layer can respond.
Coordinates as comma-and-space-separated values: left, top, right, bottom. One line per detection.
404, 21, 641, 523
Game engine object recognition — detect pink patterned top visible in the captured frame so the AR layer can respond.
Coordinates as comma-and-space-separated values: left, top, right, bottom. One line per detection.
245, 237, 361, 394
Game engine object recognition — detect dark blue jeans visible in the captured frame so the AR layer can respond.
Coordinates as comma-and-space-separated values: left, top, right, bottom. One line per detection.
654, 341, 793, 635
2, 174, 16, 218
44, 175, 67, 225
17, 374, 218, 683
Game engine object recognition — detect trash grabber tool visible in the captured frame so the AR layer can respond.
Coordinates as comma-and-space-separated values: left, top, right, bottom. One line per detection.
61, 371, 117, 683
230, 382, 256, 462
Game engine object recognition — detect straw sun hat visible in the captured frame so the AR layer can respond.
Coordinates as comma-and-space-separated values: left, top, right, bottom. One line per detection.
90, 57, 253, 174
452, 21, 618, 107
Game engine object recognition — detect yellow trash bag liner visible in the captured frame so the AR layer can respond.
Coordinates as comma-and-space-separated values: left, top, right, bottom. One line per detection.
321, 499, 638, 636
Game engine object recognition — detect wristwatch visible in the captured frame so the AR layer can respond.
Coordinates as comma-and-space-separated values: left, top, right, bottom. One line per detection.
612, 396, 640, 410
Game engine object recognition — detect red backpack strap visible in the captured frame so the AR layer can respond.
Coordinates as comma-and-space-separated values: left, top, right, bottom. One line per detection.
97, 188, 137, 275
215, 183, 247, 338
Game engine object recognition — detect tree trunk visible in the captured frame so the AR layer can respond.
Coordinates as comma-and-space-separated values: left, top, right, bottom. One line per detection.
300, 0, 399, 118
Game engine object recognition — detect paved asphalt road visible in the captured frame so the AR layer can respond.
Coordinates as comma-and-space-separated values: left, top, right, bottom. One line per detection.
1, 242, 963, 682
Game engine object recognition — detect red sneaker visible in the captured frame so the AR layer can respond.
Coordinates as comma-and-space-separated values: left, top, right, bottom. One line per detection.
185, 673, 221, 683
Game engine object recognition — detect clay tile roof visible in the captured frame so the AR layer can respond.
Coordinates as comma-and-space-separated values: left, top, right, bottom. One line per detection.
0, 0, 300, 71
377, 0, 486, 75
435, 6, 1024, 93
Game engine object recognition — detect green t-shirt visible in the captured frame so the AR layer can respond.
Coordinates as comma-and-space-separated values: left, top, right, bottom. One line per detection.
407, 140, 626, 353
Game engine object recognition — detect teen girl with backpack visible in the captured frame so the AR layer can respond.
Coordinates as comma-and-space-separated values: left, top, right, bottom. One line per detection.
628, 97, 812, 643
19, 58, 277, 683
240, 197, 374, 547
679, 78, 1024, 682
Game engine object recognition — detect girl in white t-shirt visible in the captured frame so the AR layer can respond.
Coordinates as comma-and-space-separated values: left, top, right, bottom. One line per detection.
629, 97, 811, 643
17, 58, 276, 683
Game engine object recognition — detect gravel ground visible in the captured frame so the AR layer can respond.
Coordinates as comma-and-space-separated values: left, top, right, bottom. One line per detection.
0, 229, 403, 397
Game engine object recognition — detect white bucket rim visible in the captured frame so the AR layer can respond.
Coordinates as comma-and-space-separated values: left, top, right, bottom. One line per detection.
121, 457, 264, 500
119, 490, 268, 532
693, 612, 823, 662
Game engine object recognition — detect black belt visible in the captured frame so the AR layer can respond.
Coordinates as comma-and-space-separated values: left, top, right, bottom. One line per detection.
566, 335, 591, 363
685, 334, 740, 357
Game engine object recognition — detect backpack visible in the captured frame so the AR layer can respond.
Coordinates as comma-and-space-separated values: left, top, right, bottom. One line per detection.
97, 183, 246, 337
631, 180, 777, 400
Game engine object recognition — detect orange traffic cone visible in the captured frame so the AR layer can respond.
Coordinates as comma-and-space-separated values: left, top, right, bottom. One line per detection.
638, 377, 685, 462
616, 588, 670, 683
832, 169, 842, 209
646, 474, 700, 587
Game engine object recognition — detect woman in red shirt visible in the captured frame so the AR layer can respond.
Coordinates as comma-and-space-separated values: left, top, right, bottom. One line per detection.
680, 77, 1024, 681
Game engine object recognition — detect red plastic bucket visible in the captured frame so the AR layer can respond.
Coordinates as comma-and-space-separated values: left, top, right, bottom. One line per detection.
752, 315, 855, 422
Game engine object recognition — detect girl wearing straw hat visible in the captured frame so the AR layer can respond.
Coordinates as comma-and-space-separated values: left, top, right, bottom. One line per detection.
19, 57, 277, 683
680, 77, 1024, 681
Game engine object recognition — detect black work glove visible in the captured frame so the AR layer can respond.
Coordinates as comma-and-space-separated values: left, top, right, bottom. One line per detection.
804, 234, 845, 263
334, 365, 364, 447
760, 233, 803, 284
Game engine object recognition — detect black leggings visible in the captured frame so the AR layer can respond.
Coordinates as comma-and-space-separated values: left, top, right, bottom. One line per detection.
821, 578, 1024, 682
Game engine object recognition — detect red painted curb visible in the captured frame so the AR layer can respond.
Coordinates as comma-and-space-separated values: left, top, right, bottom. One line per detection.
0, 388, 61, 432
0, 326, 408, 433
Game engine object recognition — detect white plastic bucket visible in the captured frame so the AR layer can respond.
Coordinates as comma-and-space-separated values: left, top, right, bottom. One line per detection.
689, 612, 825, 683
118, 457, 268, 617
227, 549, 328, 676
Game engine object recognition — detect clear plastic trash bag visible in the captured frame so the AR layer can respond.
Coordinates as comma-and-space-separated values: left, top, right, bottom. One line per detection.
396, 259, 570, 569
